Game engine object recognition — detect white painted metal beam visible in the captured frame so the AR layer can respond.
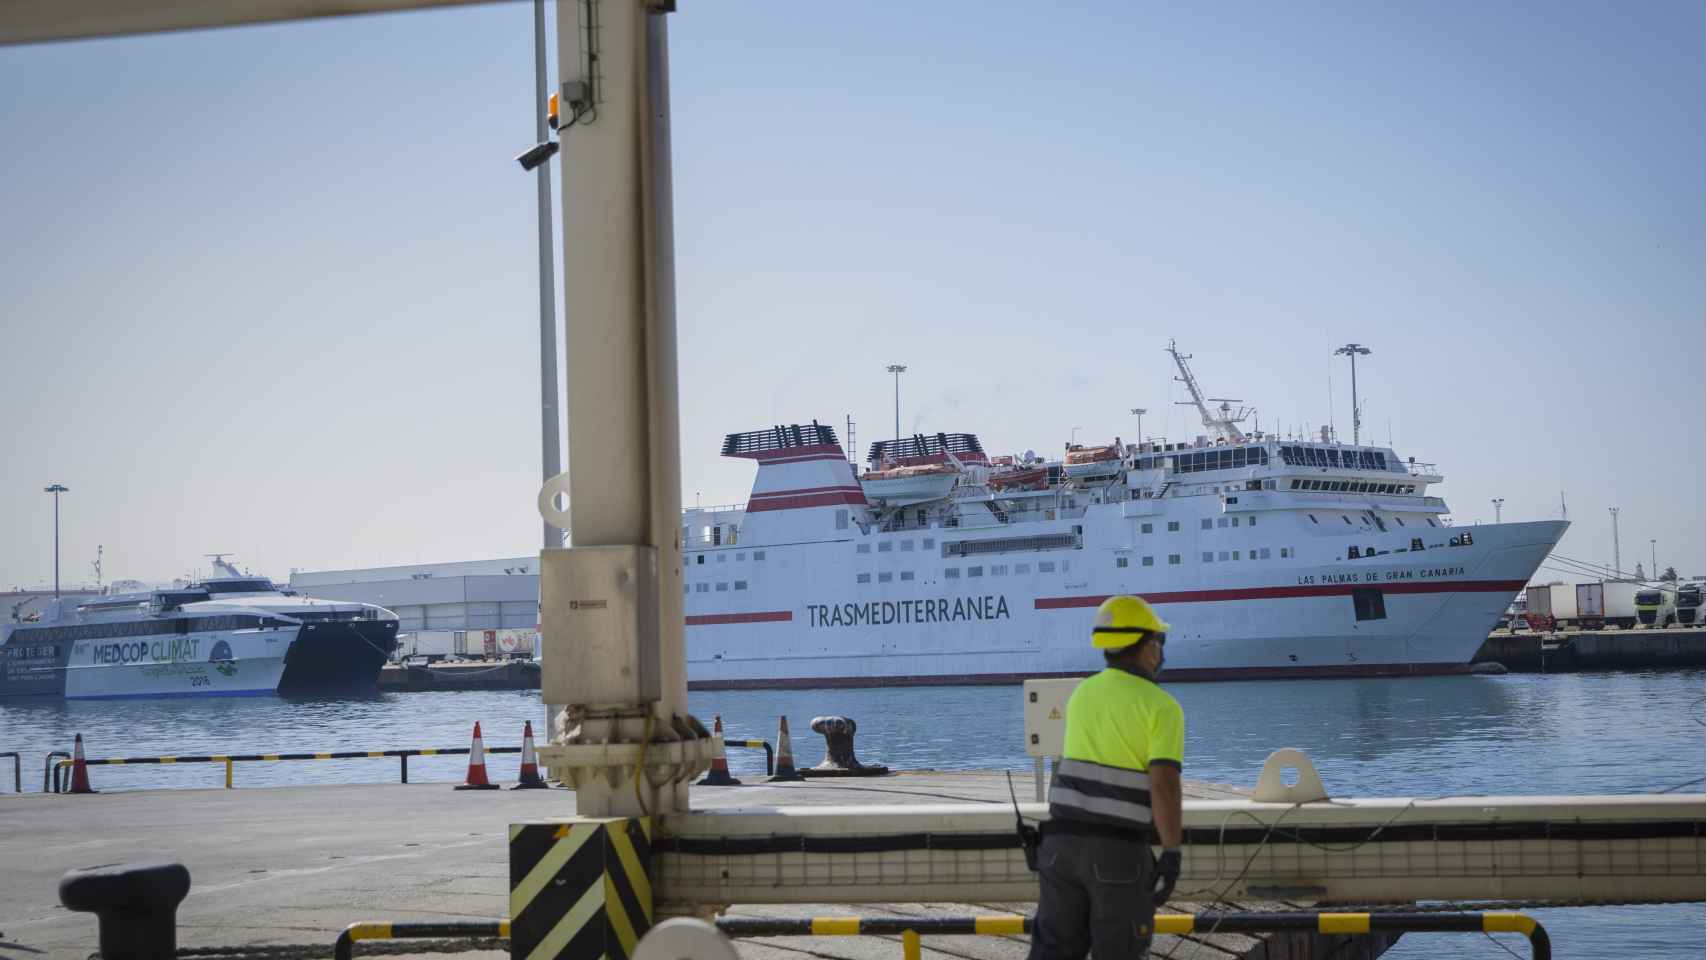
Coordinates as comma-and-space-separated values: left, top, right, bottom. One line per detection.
656, 795, 1706, 906
0, 0, 496, 46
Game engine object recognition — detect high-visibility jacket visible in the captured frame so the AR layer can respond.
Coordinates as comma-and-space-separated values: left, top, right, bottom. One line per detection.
1047, 666, 1185, 834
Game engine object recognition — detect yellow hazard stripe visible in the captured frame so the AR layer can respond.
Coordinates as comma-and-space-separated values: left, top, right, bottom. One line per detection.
420, 748, 438, 756
527, 880, 603, 960
347, 922, 393, 942
608, 821, 652, 922
366, 751, 384, 758
1483, 912, 1537, 935
158, 757, 176, 764
108, 759, 125, 765
497, 920, 511, 937
605, 875, 640, 956
811, 918, 861, 936
511, 824, 597, 913
1154, 914, 1193, 935
263, 754, 280, 761
972, 916, 1026, 936
1319, 913, 1371, 934
211, 755, 230, 762
315, 752, 332, 759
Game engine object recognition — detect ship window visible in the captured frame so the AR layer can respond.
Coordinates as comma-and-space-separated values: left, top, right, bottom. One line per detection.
944, 567, 961, 578
857, 573, 872, 584
1016, 563, 1031, 574
878, 541, 893, 553
1217, 518, 1229, 528
993, 564, 1009, 575
696, 583, 708, 593
734, 580, 748, 590
1353, 587, 1388, 621
1427, 518, 1437, 527
1218, 551, 1230, 561
857, 544, 871, 554
878, 572, 893, 583
901, 540, 915, 551
1260, 548, 1271, 559
968, 566, 984, 577
900, 571, 915, 581
1249, 516, 1257, 526
716, 582, 729, 591
1117, 557, 1129, 568
1168, 521, 1180, 532
736, 553, 746, 561
923, 538, 935, 549
917, 509, 927, 526
1290, 480, 1300, 489
1168, 554, 1181, 565
836, 509, 848, 530
1232, 517, 1241, 527
1309, 514, 1319, 524
1141, 523, 1154, 534
718, 554, 727, 562
1039, 561, 1056, 573
1395, 517, 1405, 526
1142, 556, 1154, 567
1202, 519, 1213, 530
695, 555, 704, 565
754, 550, 766, 561
1281, 547, 1290, 558
1202, 552, 1214, 563
1343, 516, 1353, 525
1233, 551, 1241, 560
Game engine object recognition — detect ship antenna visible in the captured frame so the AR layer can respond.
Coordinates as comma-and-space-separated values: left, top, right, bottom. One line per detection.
1167, 339, 1248, 442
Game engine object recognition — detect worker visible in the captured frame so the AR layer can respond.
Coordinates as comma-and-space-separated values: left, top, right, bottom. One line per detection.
1028, 595, 1184, 960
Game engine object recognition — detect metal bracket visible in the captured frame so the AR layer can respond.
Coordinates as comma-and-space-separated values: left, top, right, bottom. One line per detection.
1251, 747, 1331, 804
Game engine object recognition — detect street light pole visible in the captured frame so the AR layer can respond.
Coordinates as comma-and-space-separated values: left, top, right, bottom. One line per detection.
1334, 343, 1371, 445
43, 484, 68, 598
533, 0, 563, 550
1491, 498, 1504, 524
1609, 507, 1621, 577
1131, 408, 1146, 446
886, 364, 906, 445
1651, 539, 1658, 581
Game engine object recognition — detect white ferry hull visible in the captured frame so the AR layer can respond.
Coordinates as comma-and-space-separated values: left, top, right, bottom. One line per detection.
684, 519, 1566, 689
60, 627, 295, 700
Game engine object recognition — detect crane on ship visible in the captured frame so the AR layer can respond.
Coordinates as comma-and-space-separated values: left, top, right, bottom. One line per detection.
1167, 339, 1251, 443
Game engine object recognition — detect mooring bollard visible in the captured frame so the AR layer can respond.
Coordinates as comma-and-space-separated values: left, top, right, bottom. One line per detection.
805, 716, 889, 776
59, 862, 191, 960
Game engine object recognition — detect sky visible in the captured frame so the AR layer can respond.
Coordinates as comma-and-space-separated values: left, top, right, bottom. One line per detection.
2, 0, 1702, 589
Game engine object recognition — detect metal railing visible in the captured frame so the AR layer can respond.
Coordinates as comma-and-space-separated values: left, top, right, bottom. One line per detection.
1, 752, 18, 793
724, 737, 774, 775
334, 921, 508, 960
50, 744, 523, 792
42, 750, 68, 793
716, 911, 1550, 960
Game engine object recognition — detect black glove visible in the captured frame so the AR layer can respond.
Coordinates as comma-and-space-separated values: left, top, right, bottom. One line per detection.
1153, 849, 1181, 906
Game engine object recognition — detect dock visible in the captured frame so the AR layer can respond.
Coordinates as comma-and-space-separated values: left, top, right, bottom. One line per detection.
1476, 627, 1706, 671
0, 772, 1398, 959
378, 659, 541, 691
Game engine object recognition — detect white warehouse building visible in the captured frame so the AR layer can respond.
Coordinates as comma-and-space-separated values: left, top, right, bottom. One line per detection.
288, 557, 540, 659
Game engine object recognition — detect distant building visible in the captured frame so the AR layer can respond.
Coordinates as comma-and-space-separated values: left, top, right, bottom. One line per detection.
288, 557, 540, 659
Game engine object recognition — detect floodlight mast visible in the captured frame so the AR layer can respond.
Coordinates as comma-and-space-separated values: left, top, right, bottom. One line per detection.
1167, 340, 1247, 442
1334, 343, 1372, 445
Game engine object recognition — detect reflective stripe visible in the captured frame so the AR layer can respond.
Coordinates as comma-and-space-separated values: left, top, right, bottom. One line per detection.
1048, 782, 1154, 824
1057, 758, 1151, 791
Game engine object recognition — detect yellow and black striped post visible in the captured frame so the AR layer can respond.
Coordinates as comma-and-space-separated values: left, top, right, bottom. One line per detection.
510, 818, 652, 960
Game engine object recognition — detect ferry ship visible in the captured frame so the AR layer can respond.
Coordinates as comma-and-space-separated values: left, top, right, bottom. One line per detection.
1, 564, 399, 699
680, 347, 1568, 688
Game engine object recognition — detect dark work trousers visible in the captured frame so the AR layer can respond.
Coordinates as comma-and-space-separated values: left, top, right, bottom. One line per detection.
1026, 830, 1155, 960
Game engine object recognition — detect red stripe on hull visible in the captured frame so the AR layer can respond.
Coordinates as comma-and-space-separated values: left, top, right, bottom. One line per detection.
687, 661, 1482, 691
686, 610, 794, 626
749, 484, 867, 499
745, 491, 869, 512
1034, 579, 1527, 609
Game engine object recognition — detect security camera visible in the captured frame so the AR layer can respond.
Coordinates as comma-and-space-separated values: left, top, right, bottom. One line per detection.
516, 140, 559, 172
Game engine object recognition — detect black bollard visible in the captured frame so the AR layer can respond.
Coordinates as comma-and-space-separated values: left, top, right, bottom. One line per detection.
59, 862, 191, 960
804, 716, 889, 776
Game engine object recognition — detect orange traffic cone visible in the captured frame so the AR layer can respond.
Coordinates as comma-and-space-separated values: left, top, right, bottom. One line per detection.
698, 715, 740, 786
455, 721, 500, 790
512, 721, 548, 790
768, 716, 803, 782
68, 733, 97, 794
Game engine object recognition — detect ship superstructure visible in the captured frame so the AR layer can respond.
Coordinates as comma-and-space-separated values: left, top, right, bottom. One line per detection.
678, 358, 1568, 689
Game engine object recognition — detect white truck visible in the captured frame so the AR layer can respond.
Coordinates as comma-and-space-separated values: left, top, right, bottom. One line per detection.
1575, 581, 1641, 630
1525, 582, 1576, 631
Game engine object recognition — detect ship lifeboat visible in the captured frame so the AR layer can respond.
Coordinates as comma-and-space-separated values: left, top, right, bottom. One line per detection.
989, 467, 1049, 491
861, 464, 959, 504
1063, 444, 1122, 480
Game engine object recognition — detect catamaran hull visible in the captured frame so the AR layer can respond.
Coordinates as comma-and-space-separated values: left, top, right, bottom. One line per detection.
684, 520, 1567, 690
13, 628, 297, 700
277, 619, 399, 696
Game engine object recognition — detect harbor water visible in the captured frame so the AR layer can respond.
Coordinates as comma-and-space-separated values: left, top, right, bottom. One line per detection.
4, 671, 1703, 957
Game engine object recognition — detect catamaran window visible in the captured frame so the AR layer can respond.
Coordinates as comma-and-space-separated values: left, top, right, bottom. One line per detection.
1353, 587, 1388, 621
1143, 556, 1154, 567
734, 581, 748, 590
878, 572, 893, 583
1168, 521, 1180, 532
900, 571, 915, 581
1308, 514, 1319, 524
878, 541, 892, 553
901, 540, 915, 551
1395, 517, 1405, 526
945, 568, 961, 578
1202, 552, 1214, 563
1168, 554, 1181, 565
857, 544, 871, 554
857, 573, 872, 584
968, 566, 984, 577
1038, 561, 1056, 573
1343, 516, 1353, 525
202, 579, 275, 594
1427, 518, 1437, 527
1117, 557, 1129, 568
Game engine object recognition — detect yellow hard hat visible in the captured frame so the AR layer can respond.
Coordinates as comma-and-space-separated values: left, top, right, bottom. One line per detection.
1090, 595, 1170, 649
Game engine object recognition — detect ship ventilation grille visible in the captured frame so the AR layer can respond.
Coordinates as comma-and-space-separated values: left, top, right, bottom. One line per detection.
943, 533, 1080, 559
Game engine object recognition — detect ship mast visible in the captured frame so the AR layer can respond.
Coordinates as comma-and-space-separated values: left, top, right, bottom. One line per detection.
1167, 339, 1249, 442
